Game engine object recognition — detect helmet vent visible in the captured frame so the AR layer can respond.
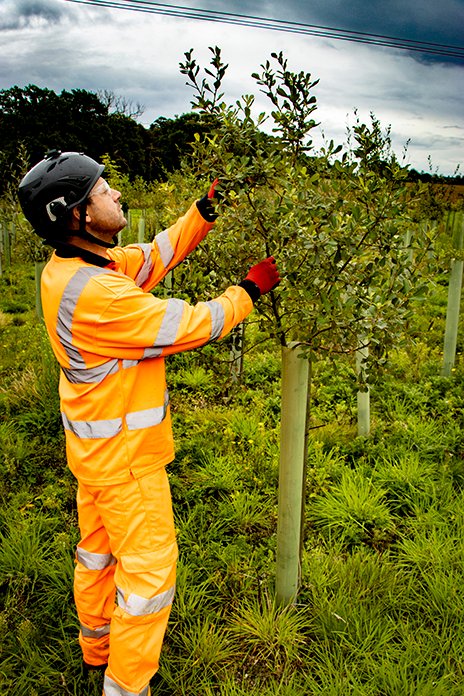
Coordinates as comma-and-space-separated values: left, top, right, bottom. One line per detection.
47, 162, 57, 172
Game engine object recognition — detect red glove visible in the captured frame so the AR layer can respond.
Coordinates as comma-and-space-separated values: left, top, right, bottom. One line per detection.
207, 178, 219, 199
244, 256, 280, 295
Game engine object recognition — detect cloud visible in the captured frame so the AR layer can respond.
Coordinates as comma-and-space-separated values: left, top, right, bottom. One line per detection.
0, 1, 462, 174
0, 0, 67, 30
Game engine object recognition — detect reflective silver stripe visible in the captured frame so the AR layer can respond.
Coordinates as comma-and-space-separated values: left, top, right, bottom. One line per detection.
152, 298, 185, 348
122, 359, 140, 369
57, 267, 112, 372
134, 244, 154, 287
80, 622, 111, 638
104, 675, 149, 696
116, 584, 175, 617
142, 347, 163, 359
141, 298, 184, 359
155, 229, 174, 268
205, 300, 225, 341
126, 391, 169, 431
62, 413, 122, 439
62, 358, 119, 384
76, 546, 116, 570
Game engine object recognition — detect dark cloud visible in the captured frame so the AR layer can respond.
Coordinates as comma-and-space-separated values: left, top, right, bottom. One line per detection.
0, 0, 67, 30
177, 0, 464, 63
291, 0, 464, 46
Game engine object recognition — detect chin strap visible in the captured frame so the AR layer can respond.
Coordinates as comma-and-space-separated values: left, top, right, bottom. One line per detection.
76, 200, 117, 248
76, 229, 117, 248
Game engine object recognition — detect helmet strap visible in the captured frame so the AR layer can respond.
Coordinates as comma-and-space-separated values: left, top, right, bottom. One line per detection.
76, 200, 117, 249
76, 229, 117, 249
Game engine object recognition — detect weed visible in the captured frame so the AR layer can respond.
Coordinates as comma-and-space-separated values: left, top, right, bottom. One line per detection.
308, 469, 395, 548
229, 593, 310, 681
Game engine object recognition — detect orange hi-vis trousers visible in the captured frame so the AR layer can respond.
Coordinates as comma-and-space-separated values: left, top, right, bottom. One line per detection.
74, 467, 178, 696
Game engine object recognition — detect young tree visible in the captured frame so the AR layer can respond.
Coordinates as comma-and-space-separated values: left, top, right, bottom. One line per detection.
180, 47, 433, 604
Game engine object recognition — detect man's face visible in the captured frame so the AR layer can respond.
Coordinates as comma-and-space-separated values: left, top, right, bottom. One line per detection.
86, 178, 127, 236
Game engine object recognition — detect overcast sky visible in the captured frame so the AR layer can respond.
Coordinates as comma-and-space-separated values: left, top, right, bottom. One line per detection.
0, 0, 463, 175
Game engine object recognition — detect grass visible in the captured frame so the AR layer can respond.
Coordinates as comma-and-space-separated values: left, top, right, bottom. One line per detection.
1, 260, 464, 694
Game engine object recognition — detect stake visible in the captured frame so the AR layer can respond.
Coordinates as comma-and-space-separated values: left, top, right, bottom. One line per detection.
442, 212, 464, 377
3, 222, 10, 269
35, 261, 47, 319
275, 342, 309, 606
138, 213, 145, 243
356, 335, 370, 436
229, 322, 245, 382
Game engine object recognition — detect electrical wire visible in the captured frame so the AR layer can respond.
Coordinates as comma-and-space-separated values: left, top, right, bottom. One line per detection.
63, 0, 464, 59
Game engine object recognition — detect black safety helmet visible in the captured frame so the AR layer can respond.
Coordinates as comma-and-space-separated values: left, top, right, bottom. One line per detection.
18, 149, 104, 240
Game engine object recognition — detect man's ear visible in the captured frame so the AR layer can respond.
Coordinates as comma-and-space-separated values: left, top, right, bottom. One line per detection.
70, 205, 91, 228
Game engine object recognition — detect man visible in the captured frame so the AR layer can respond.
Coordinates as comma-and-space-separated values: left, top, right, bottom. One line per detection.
18, 150, 280, 696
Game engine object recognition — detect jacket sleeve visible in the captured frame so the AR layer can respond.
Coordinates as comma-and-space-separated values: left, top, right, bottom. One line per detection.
108, 201, 214, 292
88, 278, 253, 361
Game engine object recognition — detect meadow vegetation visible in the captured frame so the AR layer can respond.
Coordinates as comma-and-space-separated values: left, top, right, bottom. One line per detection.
1, 220, 464, 694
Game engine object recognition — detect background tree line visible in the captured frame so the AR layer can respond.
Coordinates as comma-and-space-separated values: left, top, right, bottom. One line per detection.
0, 83, 462, 197
0, 84, 218, 193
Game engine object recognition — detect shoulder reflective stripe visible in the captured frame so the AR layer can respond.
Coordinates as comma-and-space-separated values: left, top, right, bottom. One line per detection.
57, 267, 112, 371
133, 244, 154, 287
62, 413, 122, 439
116, 584, 175, 616
154, 229, 174, 269
126, 391, 169, 431
205, 300, 225, 341
104, 675, 149, 696
76, 546, 116, 570
153, 298, 185, 347
80, 622, 111, 638
62, 358, 119, 384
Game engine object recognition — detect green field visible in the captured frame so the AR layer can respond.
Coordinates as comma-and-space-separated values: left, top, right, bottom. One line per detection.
1, 257, 464, 695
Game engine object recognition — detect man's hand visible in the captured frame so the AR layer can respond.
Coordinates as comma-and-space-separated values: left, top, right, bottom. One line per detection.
207, 178, 219, 199
244, 256, 281, 295
197, 178, 220, 222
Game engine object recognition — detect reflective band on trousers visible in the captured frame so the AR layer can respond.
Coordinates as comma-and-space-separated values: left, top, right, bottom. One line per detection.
154, 229, 174, 269
62, 391, 169, 440
80, 622, 111, 638
76, 546, 116, 570
116, 584, 175, 616
104, 675, 149, 696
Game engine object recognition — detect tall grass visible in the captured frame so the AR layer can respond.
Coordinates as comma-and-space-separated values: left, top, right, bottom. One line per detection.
1, 261, 464, 694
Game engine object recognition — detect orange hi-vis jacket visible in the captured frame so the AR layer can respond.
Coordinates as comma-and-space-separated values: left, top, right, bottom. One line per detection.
41, 201, 253, 486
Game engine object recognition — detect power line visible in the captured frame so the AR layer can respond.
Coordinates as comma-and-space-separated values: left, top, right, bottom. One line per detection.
64, 0, 464, 59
